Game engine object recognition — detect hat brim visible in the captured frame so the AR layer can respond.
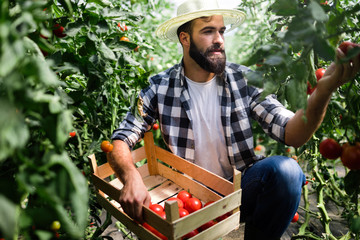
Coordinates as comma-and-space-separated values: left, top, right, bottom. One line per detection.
155, 9, 246, 42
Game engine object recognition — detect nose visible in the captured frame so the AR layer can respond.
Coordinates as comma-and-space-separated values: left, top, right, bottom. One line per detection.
213, 31, 224, 45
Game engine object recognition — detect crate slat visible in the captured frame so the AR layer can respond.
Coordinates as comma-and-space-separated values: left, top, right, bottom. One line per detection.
131, 146, 147, 163
157, 162, 222, 203
190, 211, 240, 240
148, 180, 182, 204
155, 146, 234, 196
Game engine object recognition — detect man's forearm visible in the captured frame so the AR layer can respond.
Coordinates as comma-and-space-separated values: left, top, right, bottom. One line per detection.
108, 140, 139, 183
285, 82, 332, 148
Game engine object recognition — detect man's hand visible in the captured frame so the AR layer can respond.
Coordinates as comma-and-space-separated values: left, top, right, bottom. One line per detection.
119, 170, 151, 222
108, 140, 151, 222
317, 45, 360, 94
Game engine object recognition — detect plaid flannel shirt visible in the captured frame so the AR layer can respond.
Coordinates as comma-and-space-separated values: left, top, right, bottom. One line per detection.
112, 61, 295, 171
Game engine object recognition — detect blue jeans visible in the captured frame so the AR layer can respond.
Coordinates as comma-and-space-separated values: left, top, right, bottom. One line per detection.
240, 155, 306, 239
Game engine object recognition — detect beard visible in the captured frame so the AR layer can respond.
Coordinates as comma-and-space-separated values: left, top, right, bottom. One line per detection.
189, 37, 226, 74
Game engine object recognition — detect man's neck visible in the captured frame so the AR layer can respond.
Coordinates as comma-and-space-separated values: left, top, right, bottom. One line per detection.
183, 55, 215, 83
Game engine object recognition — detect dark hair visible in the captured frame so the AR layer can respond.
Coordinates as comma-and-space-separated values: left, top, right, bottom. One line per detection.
177, 20, 193, 41
176, 16, 214, 41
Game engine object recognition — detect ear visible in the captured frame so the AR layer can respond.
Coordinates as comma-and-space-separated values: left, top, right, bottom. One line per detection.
179, 32, 190, 48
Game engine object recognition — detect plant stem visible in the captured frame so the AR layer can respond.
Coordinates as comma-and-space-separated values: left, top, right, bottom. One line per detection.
90, 211, 112, 240
298, 184, 311, 235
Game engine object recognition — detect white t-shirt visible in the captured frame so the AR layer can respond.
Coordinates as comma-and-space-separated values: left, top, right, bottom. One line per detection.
185, 76, 233, 179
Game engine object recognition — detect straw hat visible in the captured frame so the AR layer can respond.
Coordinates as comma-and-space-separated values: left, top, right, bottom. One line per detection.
155, 0, 246, 42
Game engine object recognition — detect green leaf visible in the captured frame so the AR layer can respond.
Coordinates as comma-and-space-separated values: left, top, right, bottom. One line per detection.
313, 37, 335, 61
46, 152, 89, 238
99, 42, 117, 61
351, 215, 360, 233
56, 110, 73, 147
264, 55, 284, 66
245, 71, 264, 88
0, 99, 29, 161
271, 0, 298, 16
88, 0, 111, 7
0, 195, 18, 240
308, 1, 328, 22
286, 79, 307, 110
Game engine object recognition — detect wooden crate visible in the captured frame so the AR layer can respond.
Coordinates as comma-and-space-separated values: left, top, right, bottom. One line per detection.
89, 131, 242, 240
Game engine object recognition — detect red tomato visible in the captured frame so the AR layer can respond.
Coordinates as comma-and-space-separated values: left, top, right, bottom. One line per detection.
204, 201, 215, 207
153, 123, 159, 130
307, 81, 316, 95
166, 197, 184, 208
198, 220, 216, 232
69, 131, 76, 137
339, 41, 359, 55
117, 22, 128, 31
315, 68, 326, 81
159, 211, 166, 219
177, 190, 192, 205
53, 24, 66, 38
182, 229, 199, 239
216, 212, 232, 222
291, 212, 299, 223
143, 222, 167, 240
319, 138, 342, 159
149, 203, 164, 215
184, 198, 202, 214
341, 144, 360, 170
178, 208, 189, 218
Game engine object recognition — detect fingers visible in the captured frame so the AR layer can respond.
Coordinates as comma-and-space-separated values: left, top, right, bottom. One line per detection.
119, 189, 151, 222
336, 46, 360, 84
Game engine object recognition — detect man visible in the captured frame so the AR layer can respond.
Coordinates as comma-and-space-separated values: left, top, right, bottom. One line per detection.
108, 0, 360, 239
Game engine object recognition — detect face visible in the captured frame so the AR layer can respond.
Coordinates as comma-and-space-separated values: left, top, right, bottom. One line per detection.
188, 15, 226, 74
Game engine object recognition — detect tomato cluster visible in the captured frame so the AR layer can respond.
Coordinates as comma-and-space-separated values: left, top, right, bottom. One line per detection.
144, 190, 232, 239
319, 138, 360, 170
